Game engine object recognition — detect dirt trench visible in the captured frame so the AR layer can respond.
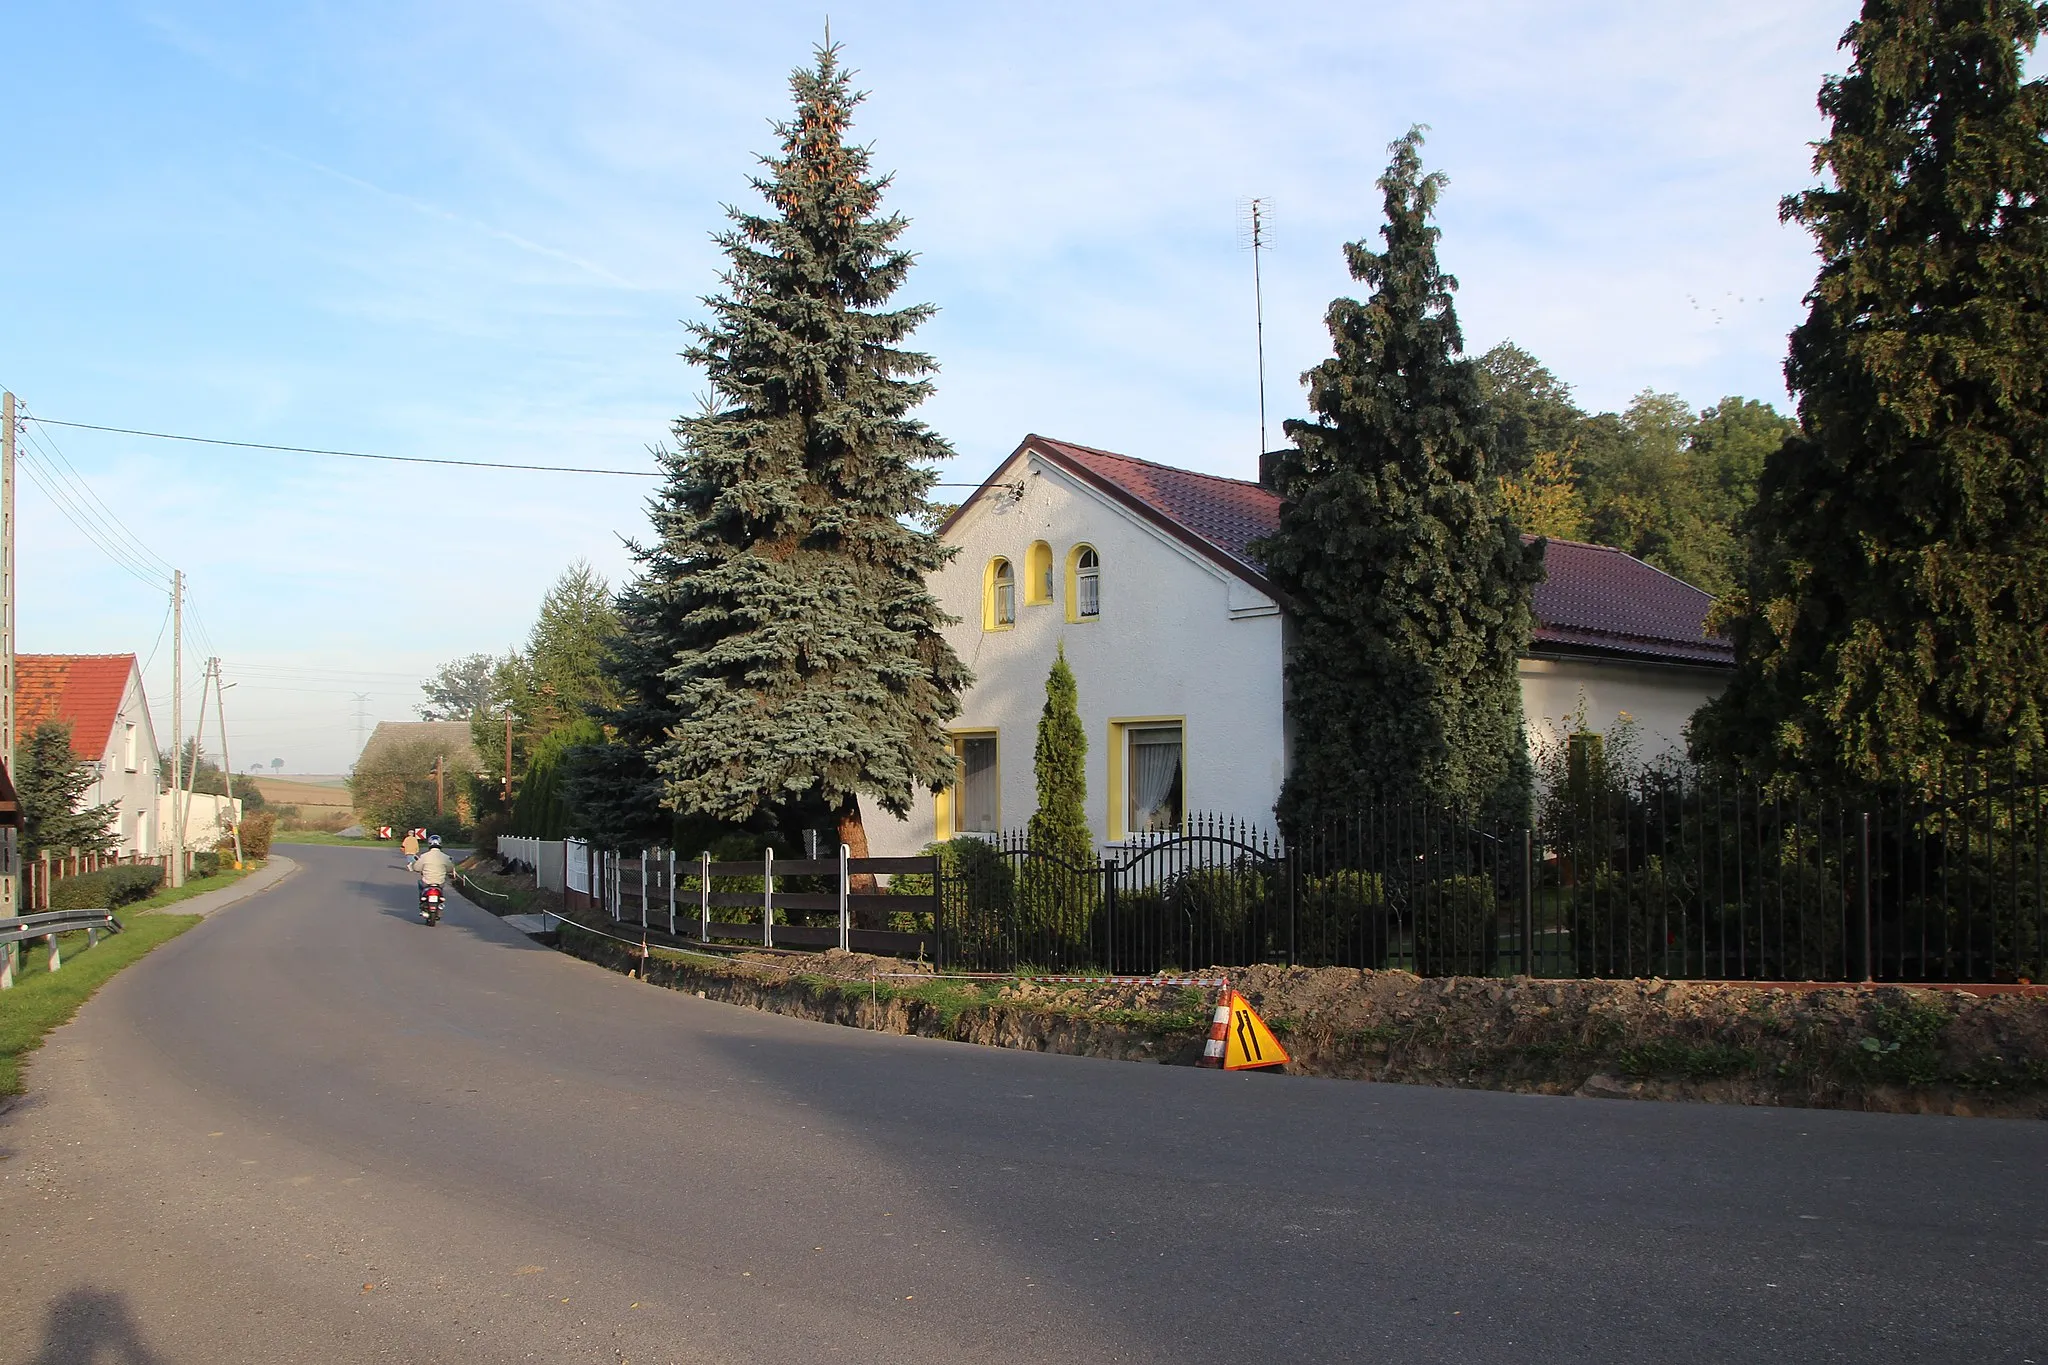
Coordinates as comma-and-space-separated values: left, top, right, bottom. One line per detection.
541, 921, 2048, 1118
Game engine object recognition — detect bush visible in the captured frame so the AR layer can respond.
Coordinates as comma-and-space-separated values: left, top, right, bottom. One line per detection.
1167, 864, 1273, 961
49, 864, 164, 911
1297, 869, 1389, 969
1413, 874, 1497, 976
1096, 885, 1171, 974
221, 811, 276, 861
191, 851, 221, 878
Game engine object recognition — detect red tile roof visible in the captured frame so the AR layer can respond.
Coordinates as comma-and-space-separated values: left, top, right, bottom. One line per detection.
1021, 436, 1733, 668
14, 655, 139, 760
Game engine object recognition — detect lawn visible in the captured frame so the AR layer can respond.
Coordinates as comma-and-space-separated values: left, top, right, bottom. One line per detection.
139, 864, 255, 909
1, 913, 202, 1095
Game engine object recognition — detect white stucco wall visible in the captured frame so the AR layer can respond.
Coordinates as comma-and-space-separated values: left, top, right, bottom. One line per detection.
82, 667, 162, 857
861, 448, 1288, 855
157, 791, 244, 849
1518, 655, 1726, 766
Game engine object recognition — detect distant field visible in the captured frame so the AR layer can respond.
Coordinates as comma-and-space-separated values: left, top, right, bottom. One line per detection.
254, 777, 354, 813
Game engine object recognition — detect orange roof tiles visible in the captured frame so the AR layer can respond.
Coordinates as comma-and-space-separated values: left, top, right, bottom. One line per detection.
14, 655, 138, 760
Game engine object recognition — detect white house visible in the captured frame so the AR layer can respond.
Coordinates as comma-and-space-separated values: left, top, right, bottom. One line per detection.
15, 653, 163, 856
860, 435, 1736, 856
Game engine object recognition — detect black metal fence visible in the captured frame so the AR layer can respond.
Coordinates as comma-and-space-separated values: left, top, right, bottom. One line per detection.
930, 763, 2048, 984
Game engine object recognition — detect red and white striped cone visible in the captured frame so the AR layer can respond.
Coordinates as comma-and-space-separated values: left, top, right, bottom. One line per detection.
1199, 986, 1231, 1068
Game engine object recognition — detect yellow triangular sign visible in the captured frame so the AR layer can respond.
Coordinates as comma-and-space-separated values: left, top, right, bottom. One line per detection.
1222, 990, 1289, 1071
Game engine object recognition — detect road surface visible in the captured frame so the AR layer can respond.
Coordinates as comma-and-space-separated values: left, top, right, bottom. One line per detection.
4, 844, 2044, 1363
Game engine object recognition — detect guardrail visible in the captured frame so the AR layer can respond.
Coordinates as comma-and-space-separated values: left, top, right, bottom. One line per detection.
1, 909, 124, 989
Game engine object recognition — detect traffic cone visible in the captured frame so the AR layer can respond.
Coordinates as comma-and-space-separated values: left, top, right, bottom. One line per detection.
1199, 987, 1231, 1068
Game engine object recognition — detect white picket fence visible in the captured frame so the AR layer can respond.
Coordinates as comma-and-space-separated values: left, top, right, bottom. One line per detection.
496, 835, 571, 893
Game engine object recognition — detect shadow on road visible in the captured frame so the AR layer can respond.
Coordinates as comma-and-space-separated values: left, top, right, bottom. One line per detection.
28, 1288, 167, 1365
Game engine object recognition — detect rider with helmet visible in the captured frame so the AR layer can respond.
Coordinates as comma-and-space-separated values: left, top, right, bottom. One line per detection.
413, 834, 454, 901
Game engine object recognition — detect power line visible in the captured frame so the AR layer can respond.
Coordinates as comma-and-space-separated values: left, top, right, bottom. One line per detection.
15, 408, 175, 576
20, 412, 991, 487
23, 416, 661, 478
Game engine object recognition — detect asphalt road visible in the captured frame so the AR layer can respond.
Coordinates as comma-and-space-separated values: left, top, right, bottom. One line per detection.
4, 844, 2045, 1364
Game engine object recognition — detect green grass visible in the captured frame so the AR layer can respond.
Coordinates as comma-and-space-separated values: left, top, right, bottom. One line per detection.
453, 865, 544, 913
129, 864, 254, 910
273, 830, 382, 846
1, 913, 203, 1095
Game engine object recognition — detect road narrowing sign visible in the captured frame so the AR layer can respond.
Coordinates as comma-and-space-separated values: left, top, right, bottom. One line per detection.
1220, 989, 1288, 1071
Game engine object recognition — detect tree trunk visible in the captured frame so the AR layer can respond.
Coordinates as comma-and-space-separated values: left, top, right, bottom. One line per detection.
835, 796, 883, 927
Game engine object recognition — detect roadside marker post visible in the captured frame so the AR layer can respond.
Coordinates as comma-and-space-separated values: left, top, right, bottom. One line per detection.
837, 843, 850, 953
762, 847, 774, 948
699, 852, 710, 941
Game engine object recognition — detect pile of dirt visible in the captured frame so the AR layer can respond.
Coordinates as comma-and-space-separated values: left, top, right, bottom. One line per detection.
731, 947, 933, 982
1225, 966, 2048, 1116
540, 924, 2048, 1116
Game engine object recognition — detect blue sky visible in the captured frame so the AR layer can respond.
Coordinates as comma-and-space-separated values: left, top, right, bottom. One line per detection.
2, 0, 1848, 772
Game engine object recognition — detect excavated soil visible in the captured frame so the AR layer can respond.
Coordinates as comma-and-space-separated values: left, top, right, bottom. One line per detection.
534, 909, 2048, 1118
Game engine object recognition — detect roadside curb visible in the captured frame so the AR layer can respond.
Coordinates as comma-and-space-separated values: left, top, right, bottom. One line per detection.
159, 855, 301, 919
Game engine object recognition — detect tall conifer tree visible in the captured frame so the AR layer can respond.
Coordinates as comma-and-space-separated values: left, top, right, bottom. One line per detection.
1697, 0, 2048, 787
631, 43, 968, 870
1259, 128, 1544, 830
1027, 644, 1090, 869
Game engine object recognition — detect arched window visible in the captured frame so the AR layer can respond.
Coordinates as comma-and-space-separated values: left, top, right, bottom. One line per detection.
1025, 541, 1054, 606
984, 557, 1016, 631
1066, 545, 1101, 621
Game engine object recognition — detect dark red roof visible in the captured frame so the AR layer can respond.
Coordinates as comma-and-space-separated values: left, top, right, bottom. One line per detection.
15, 655, 138, 760
1020, 436, 1733, 668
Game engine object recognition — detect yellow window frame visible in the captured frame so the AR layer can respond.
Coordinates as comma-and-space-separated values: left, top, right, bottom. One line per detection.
936, 728, 1001, 837
1025, 541, 1054, 606
1065, 544, 1101, 624
983, 557, 1016, 632
1106, 715, 1186, 841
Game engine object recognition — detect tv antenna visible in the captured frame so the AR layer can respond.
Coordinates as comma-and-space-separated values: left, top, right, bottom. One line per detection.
1237, 197, 1273, 457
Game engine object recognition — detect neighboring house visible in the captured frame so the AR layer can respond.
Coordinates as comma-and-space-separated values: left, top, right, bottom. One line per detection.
15, 653, 163, 856
355, 721, 484, 775
861, 435, 1736, 855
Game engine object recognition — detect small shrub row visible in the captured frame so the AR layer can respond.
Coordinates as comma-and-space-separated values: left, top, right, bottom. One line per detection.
49, 864, 164, 911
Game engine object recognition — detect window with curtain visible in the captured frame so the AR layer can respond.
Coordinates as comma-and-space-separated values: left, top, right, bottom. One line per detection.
1126, 724, 1182, 834
955, 735, 999, 833
989, 559, 1016, 628
1075, 546, 1100, 618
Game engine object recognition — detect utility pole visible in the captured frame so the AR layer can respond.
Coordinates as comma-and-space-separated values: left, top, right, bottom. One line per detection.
169, 569, 185, 887
433, 754, 444, 817
1, 391, 16, 917
210, 658, 244, 867
351, 693, 371, 759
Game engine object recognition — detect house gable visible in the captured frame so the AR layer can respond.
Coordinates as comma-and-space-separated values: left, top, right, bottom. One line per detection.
945, 435, 1733, 671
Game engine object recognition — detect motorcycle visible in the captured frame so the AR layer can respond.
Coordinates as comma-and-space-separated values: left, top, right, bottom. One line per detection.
418, 883, 445, 925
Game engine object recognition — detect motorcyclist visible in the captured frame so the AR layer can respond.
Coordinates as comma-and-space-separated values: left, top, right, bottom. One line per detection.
414, 835, 454, 900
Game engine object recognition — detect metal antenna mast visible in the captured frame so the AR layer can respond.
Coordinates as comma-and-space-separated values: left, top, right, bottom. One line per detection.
1239, 197, 1273, 457
352, 693, 372, 759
